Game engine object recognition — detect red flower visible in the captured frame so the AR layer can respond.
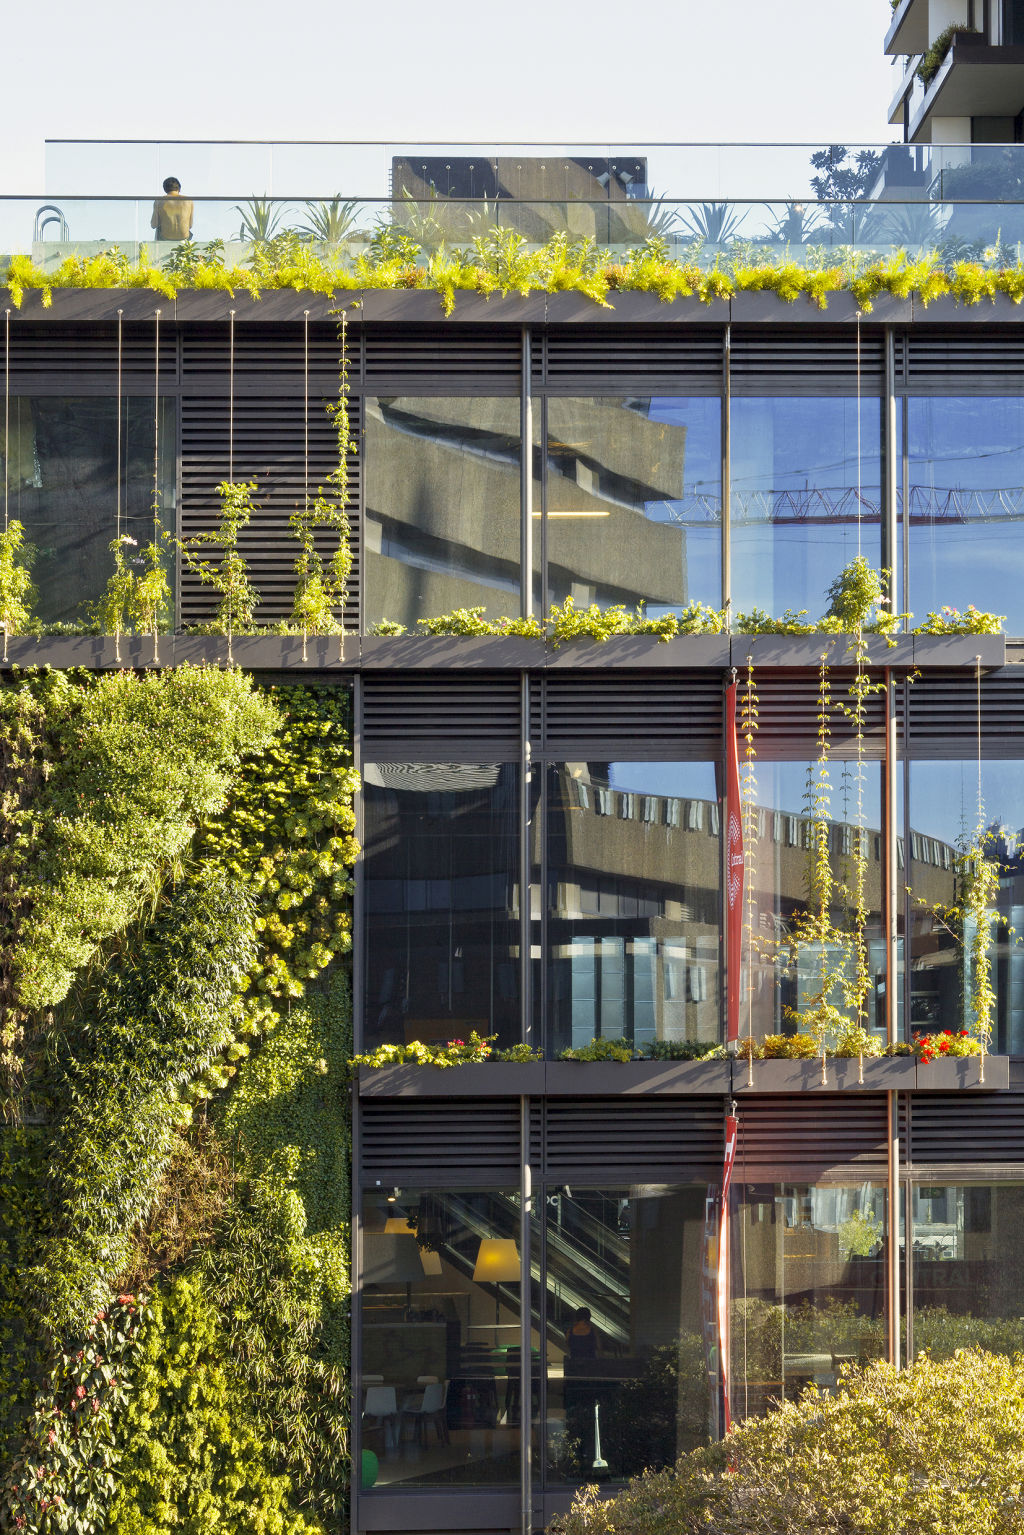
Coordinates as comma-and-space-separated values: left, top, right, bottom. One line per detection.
94, 1310, 106, 1322
116, 1293, 133, 1305
47, 1430, 56, 1445
74, 1386, 86, 1400
91, 1398, 99, 1414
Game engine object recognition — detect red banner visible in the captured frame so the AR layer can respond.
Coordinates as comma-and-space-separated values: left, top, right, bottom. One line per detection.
719, 1112, 738, 1433
725, 681, 744, 1042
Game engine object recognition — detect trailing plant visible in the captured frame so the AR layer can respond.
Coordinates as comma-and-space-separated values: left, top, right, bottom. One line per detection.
181, 480, 261, 661
289, 317, 353, 653
918, 23, 980, 84
0, 521, 34, 661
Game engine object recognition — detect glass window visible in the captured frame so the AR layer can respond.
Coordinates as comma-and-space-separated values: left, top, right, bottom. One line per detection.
365, 397, 522, 630
3, 397, 176, 625
360, 1188, 523, 1487
731, 1181, 887, 1420
907, 398, 1024, 634
743, 762, 886, 1043
910, 1182, 1024, 1357
544, 397, 722, 614
731, 397, 882, 619
545, 1185, 712, 1482
362, 763, 520, 1050
908, 761, 1024, 1051
545, 762, 721, 1057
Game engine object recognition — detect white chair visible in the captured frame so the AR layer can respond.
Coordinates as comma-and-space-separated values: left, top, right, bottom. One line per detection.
400, 1380, 449, 1446
363, 1385, 399, 1452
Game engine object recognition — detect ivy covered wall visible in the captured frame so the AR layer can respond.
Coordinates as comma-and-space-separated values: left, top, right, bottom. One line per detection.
0, 667, 357, 1534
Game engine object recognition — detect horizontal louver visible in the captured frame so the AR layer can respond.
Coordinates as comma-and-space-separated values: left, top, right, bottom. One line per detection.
539, 1099, 723, 1180
361, 674, 522, 756
179, 395, 360, 627
901, 327, 1024, 393
6, 321, 177, 389
539, 328, 723, 392
360, 1101, 521, 1183
908, 1091, 1024, 1164
733, 1096, 888, 1180
180, 321, 349, 390
908, 669, 1024, 757
364, 326, 521, 389
743, 670, 891, 758
730, 328, 885, 394
535, 673, 723, 756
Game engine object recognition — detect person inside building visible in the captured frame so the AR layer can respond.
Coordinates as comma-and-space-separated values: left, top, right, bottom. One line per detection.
150, 177, 194, 241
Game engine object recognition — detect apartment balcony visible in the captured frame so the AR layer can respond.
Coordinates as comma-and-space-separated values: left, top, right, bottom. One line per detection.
907, 34, 1024, 142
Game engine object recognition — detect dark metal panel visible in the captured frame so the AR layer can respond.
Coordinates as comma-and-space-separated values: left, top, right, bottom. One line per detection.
538, 671, 723, 757
178, 394, 360, 628
180, 320, 346, 392
540, 1098, 723, 1181
744, 669, 890, 759
900, 326, 1024, 394
6, 320, 177, 392
907, 668, 1024, 757
539, 327, 723, 393
733, 1095, 889, 1180
361, 673, 522, 757
364, 325, 522, 391
907, 1090, 1024, 1162
359, 1100, 522, 1184
730, 327, 886, 395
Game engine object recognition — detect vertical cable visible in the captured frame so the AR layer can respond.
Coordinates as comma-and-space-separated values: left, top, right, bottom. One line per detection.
116, 309, 123, 539
153, 309, 161, 540
303, 309, 310, 516
856, 312, 862, 560
3, 309, 10, 533
228, 309, 236, 483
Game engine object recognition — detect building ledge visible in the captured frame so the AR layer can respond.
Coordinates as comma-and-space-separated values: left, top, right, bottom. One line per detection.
885, 0, 929, 57
909, 39, 1024, 140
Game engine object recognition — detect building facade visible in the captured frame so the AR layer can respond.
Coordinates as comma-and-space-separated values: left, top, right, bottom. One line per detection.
7, 278, 1024, 1535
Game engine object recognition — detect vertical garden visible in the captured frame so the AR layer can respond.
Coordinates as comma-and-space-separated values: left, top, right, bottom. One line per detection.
0, 666, 358, 1534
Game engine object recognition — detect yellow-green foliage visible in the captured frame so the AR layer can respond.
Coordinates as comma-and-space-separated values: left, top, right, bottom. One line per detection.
107, 1275, 322, 1535
0, 1126, 45, 1458
554, 1350, 1024, 1535
0, 522, 34, 653
0, 667, 278, 1021
195, 687, 357, 1012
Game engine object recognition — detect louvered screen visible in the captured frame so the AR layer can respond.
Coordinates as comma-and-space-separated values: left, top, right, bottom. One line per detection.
733, 1096, 888, 1180
538, 1099, 723, 1181
6, 321, 177, 390
360, 1100, 521, 1183
746, 670, 890, 758
179, 394, 360, 627
537, 328, 723, 393
180, 321, 347, 391
907, 1092, 1024, 1165
364, 326, 521, 390
534, 672, 723, 756
900, 327, 1024, 394
730, 328, 885, 395
907, 669, 1024, 757
361, 673, 522, 757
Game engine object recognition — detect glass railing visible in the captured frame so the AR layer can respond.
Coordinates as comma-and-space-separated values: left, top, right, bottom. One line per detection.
39, 140, 1024, 205
4, 195, 1024, 274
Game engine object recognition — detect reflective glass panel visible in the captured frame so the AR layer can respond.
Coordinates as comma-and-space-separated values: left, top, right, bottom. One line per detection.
906, 398, 1024, 634
360, 1188, 524, 1486
910, 1182, 1024, 1357
743, 762, 886, 1044
731, 1181, 887, 1420
545, 762, 721, 1056
3, 398, 176, 625
731, 397, 882, 619
362, 763, 520, 1050
545, 1185, 712, 1482
365, 397, 521, 630
545, 397, 722, 614
908, 761, 1024, 1051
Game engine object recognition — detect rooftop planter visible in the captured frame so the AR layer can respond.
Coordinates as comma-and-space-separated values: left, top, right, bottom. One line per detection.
729, 634, 1006, 669
913, 1053, 1009, 1090
355, 1058, 731, 1096
358, 635, 545, 669
356, 1061, 545, 1097
733, 1057, 918, 1093
544, 1059, 731, 1094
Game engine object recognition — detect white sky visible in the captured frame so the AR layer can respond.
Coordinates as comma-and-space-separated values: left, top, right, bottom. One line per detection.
2, 0, 899, 194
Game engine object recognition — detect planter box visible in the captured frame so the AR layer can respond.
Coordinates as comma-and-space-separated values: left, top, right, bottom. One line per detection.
547, 635, 730, 669
732, 635, 916, 669
546, 291, 732, 325
357, 1062, 545, 1098
358, 635, 544, 669
0, 635, 163, 670
912, 635, 1005, 668
173, 635, 356, 669
544, 1060, 730, 1094
733, 1056, 917, 1092
729, 290, 913, 325
914, 1054, 1009, 1090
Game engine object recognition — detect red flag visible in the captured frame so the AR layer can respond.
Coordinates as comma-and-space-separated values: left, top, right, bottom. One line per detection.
719, 1112, 738, 1433
725, 681, 744, 1042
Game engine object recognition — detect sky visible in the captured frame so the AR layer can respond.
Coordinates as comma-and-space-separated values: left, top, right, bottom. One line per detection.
2, 0, 899, 194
